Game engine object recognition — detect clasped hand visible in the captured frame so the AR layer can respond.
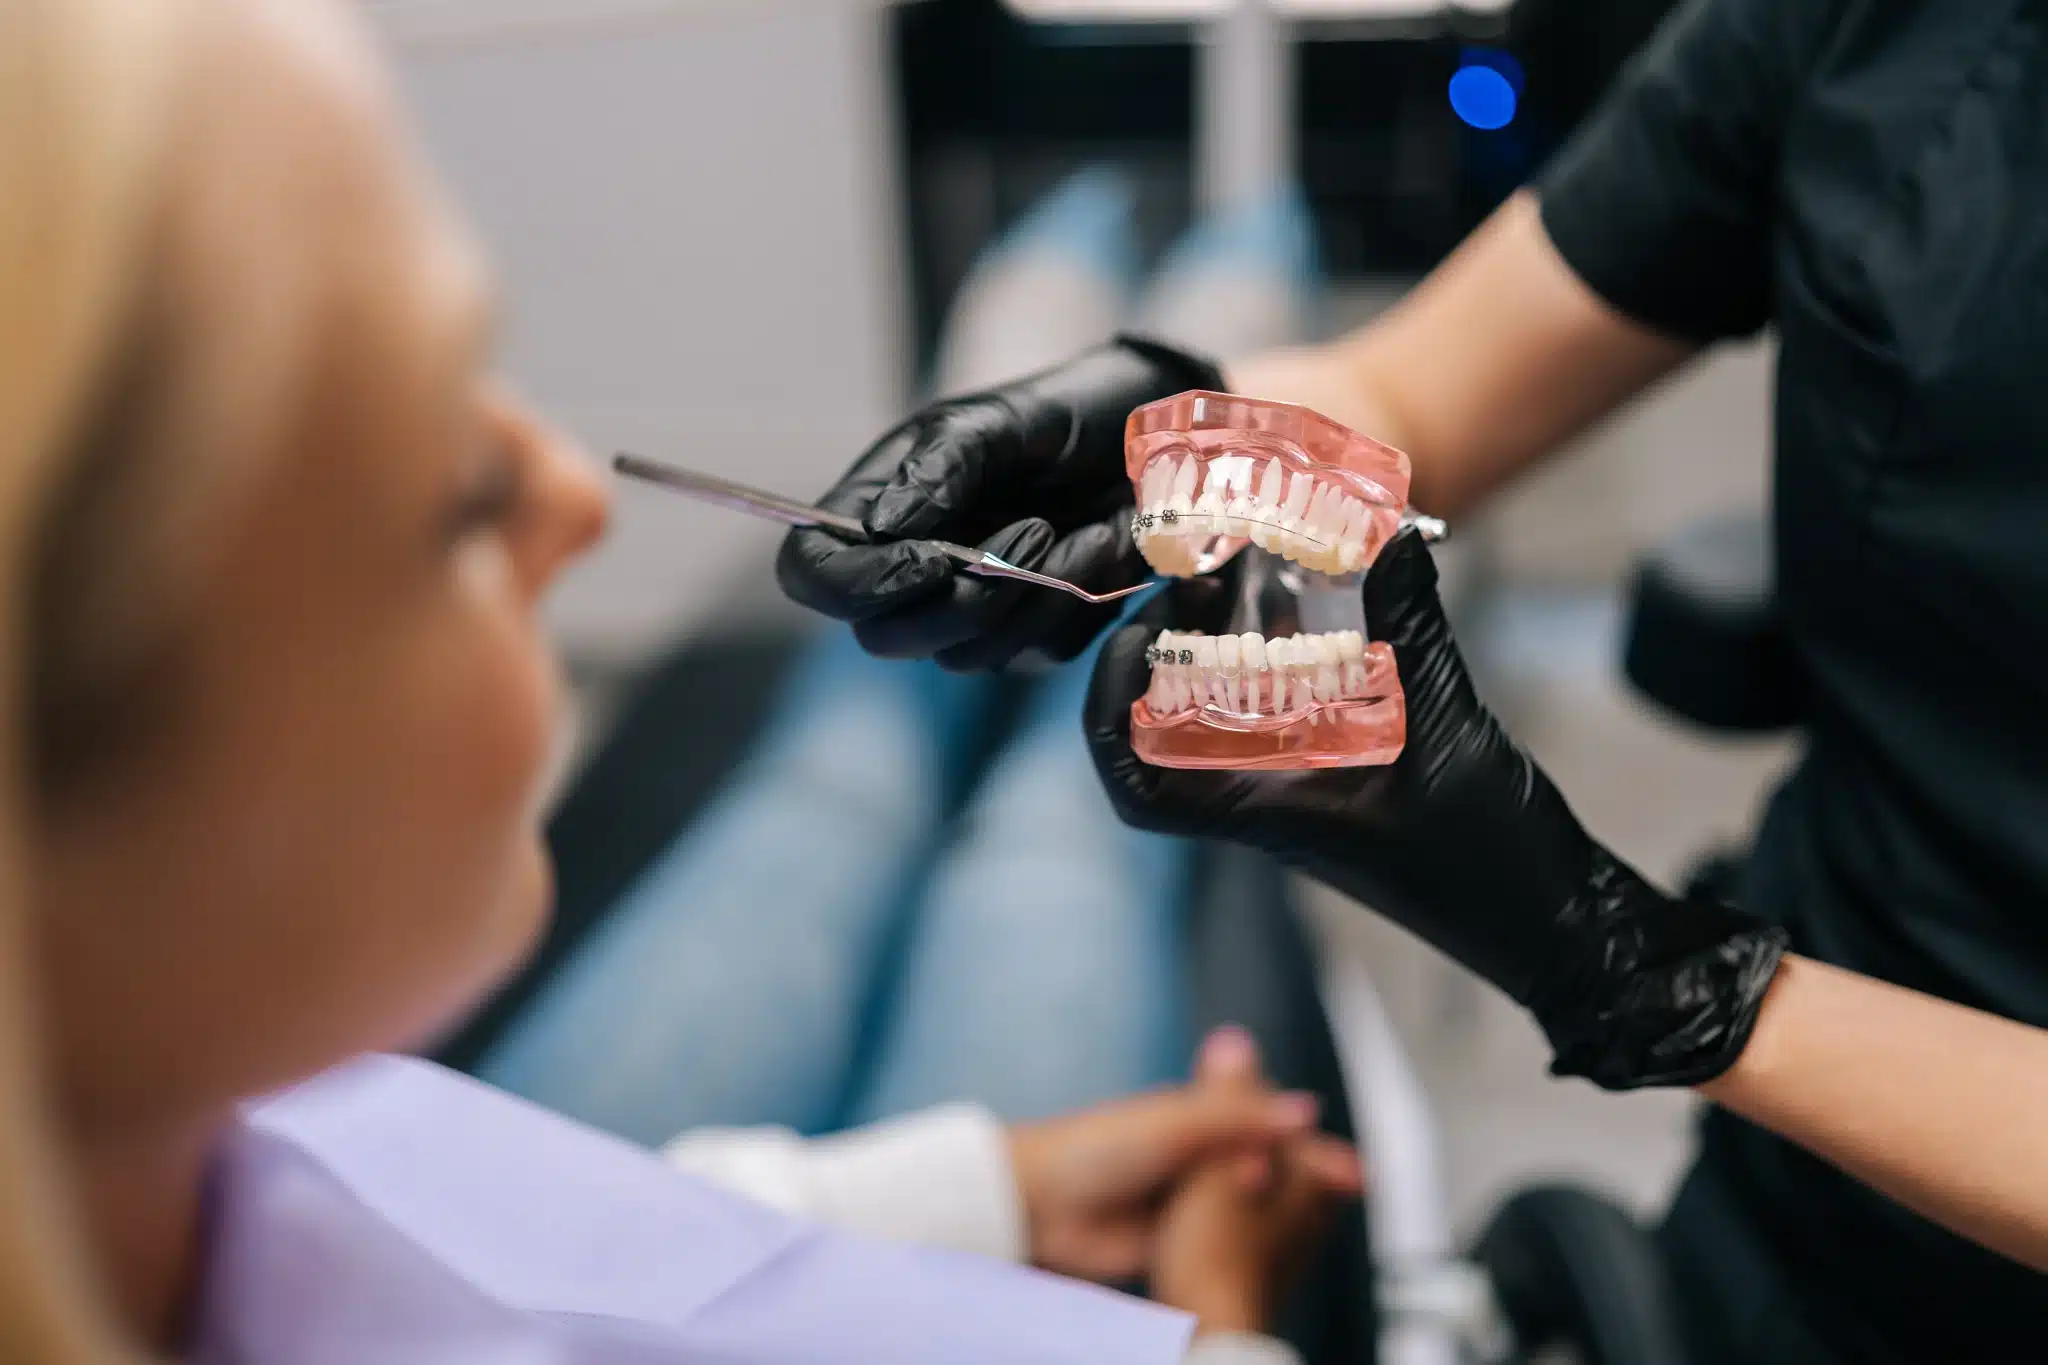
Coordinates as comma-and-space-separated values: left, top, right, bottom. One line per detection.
1007, 1026, 1362, 1338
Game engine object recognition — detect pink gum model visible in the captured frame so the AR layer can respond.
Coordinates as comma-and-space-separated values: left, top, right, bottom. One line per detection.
1125, 392, 1411, 770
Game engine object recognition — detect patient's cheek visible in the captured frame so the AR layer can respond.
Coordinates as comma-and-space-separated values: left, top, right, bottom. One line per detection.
469, 613, 561, 888
447, 546, 560, 822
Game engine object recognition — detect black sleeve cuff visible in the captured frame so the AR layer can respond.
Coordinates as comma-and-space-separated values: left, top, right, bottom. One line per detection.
1531, 0, 1813, 345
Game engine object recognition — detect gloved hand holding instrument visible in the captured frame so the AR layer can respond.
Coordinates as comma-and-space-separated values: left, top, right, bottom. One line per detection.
776, 336, 1222, 671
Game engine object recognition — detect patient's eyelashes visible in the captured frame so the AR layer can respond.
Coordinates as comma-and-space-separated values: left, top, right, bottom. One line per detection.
445, 439, 527, 540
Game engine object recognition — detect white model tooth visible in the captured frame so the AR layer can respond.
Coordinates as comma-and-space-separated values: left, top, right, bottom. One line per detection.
1304, 483, 1334, 537
1141, 460, 1169, 507
1278, 478, 1316, 566
1206, 461, 1234, 501
1282, 471, 1314, 521
1171, 456, 1200, 504
1281, 518, 1313, 567
1217, 634, 1241, 673
1245, 502, 1274, 548
1223, 495, 1254, 539
1239, 634, 1266, 714
1291, 490, 1325, 569
1314, 635, 1341, 701
1193, 489, 1226, 536
1199, 634, 1227, 710
1339, 632, 1367, 698
1335, 497, 1368, 572
1295, 520, 1329, 572
1257, 457, 1285, 509
1164, 634, 1191, 711
1146, 630, 1172, 707
1336, 494, 1364, 539
1164, 490, 1195, 536
1266, 637, 1291, 712
1321, 510, 1349, 569
1318, 492, 1353, 564
1330, 486, 1358, 535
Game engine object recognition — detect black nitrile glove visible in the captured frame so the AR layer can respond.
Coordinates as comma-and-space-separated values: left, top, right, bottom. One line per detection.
1085, 530, 1788, 1090
775, 335, 1222, 671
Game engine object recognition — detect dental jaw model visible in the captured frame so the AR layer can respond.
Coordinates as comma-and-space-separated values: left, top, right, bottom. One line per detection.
1126, 392, 1410, 770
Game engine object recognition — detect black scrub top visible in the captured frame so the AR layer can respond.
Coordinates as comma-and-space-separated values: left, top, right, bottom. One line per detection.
1538, 0, 2048, 1359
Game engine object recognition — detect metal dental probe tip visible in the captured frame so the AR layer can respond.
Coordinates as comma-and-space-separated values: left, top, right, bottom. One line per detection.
612, 452, 1154, 607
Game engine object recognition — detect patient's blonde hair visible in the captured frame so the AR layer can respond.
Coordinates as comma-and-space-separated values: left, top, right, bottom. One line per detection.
0, 0, 185, 1357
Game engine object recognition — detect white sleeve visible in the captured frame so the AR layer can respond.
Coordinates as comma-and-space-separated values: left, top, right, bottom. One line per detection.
1183, 1333, 1303, 1365
662, 1102, 1026, 1263
665, 1108, 1302, 1365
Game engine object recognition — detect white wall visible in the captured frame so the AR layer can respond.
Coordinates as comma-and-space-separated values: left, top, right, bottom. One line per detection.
372, 0, 906, 663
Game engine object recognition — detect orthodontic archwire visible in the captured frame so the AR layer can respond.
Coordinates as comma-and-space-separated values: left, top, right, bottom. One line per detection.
1129, 507, 1332, 548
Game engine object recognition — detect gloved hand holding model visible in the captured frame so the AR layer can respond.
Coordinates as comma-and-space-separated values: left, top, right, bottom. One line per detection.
776, 336, 1220, 670
1085, 529, 1788, 1091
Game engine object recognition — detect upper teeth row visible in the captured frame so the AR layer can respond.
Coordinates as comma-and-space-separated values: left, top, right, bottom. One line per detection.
1134, 454, 1374, 577
1145, 629, 1375, 717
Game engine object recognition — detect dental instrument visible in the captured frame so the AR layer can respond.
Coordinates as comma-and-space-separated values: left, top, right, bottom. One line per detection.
612, 453, 1155, 607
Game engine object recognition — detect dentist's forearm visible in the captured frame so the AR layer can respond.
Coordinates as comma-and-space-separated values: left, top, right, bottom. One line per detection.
1224, 192, 1693, 519
1699, 954, 2048, 1272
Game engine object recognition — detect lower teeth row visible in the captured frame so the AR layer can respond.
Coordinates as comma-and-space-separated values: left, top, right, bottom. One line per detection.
1145, 630, 1376, 717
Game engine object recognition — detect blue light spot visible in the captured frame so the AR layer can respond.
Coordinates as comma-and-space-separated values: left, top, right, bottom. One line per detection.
1449, 65, 1517, 131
